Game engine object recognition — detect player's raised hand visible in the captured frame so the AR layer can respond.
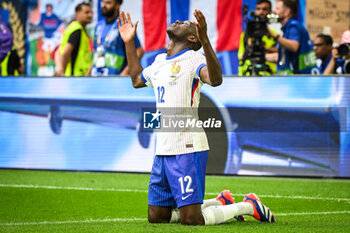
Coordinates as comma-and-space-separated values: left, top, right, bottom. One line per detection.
193, 9, 209, 43
117, 11, 138, 43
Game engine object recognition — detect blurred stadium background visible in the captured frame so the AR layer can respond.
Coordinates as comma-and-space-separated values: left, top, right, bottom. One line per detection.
1, 0, 349, 76
0, 0, 349, 231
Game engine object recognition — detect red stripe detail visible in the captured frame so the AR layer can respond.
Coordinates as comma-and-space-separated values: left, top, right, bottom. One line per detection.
216, 0, 242, 51
43, 20, 59, 25
191, 79, 199, 106
143, 0, 167, 51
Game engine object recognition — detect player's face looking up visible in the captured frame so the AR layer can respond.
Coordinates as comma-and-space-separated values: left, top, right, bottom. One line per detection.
255, 2, 271, 16
167, 20, 201, 51
167, 20, 195, 36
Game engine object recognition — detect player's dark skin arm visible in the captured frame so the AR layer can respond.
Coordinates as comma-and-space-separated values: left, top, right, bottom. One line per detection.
117, 11, 146, 88
120, 47, 144, 76
193, 10, 222, 87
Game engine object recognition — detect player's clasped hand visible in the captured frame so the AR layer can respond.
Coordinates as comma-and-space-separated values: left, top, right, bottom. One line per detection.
117, 11, 138, 43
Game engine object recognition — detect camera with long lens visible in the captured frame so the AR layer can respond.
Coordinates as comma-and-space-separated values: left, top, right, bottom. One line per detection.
337, 43, 350, 57
241, 8, 278, 76
246, 12, 278, 39
337, 43, 350, 74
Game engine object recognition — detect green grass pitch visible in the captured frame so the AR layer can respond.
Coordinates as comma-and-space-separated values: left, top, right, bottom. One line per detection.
0, 169, 349, 232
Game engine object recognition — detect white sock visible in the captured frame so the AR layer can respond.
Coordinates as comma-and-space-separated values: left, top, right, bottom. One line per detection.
169, 198, 223, 223
169, 208, 180, 223
201, 198, 223, 210
202, 202, 253, 225
169, 200, 253, 224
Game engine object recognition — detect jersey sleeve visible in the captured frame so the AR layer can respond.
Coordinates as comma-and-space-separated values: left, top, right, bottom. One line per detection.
286, 26, 301, 43
37, 14, 44, 27
140, 54, 165, 88
190, 51, 207, 81
54, 15, 62, 27
141, 64, 154, 88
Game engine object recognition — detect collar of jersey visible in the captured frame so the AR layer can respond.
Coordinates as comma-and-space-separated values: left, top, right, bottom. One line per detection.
166, 49, 190, 60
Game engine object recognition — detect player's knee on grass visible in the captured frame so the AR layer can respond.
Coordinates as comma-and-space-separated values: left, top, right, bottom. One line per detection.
179, 204, 205, 225
180, 213, 205, 225
148, 205, 172, 223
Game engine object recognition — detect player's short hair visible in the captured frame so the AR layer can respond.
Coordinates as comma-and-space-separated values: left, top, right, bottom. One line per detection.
75, 2, 91, 13
256, 0, 272, 11
278, 0, 298, 16
316, 34, 333, 46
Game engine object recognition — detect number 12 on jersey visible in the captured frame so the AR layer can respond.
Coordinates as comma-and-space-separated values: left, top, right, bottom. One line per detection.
157, 86, 165, 103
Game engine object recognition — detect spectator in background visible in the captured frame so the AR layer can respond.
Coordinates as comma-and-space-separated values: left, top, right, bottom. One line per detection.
238, 0, 277, 76
1, 21, 25, 76
268, 0, 318, 74
55, 2, 93, 76
37, 4, 62, 53
324, 30, 350, 75
0, 16, 13, 75
1, 48, 24, 76
91, 0, 144, 76
313, 34, 333, 74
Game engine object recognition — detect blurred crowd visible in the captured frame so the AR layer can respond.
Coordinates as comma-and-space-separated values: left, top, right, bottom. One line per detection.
239, 0, 350, 76
0, 0, 349, 77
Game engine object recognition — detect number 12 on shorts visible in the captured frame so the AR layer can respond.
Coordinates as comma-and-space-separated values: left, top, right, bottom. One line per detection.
178, 176, 194, 194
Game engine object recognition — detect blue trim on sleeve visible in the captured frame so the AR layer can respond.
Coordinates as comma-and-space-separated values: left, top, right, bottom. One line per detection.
140, 72, 147, 83
196, 63, 206, 77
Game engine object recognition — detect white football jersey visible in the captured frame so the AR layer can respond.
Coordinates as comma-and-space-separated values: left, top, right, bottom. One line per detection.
141, 49, 209, 155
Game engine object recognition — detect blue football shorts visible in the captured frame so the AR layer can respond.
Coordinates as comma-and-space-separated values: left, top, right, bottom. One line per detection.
148, 150, 208, 208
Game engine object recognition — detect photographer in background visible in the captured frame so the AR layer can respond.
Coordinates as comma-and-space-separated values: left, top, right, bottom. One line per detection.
313, 34, 333, 74
268, 0, 317, 74
238, 0, 277, 76
324, 30, 350, 75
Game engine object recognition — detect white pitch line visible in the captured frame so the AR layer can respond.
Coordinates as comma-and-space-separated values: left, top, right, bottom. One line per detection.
1, 211, 350, 226
0, 184, 147, 193
0, 218, 148, 226
275, 211, 350, 216
238, 194, 350, 202
0, 184, 350, 202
